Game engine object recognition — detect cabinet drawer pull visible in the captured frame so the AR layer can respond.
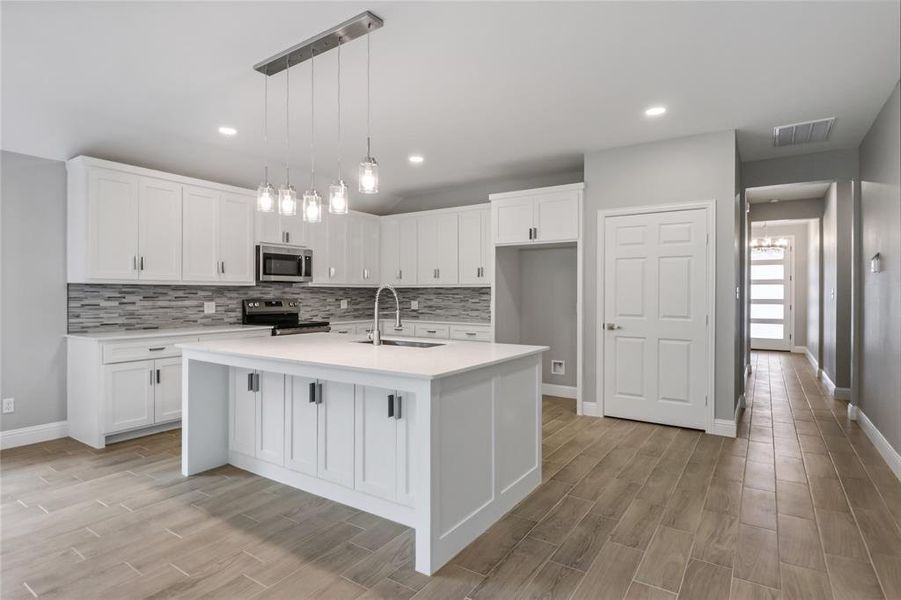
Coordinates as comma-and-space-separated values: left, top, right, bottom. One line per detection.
465, 332, 477, 336
148, 346, 166, 352
393, 326, 404, 331
309, 381, 316, 404
395, 395, 402, 420
388, 394, 395, 418
426, 329, 437, 334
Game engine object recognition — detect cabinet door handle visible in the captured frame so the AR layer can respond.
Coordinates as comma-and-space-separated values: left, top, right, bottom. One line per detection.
388, 393, 395, 418
221, 261, 225, 274
316, 382, 323, 404
397, 269, 402, 280
533, 227, 538, 239
285, 232, 290, 243
156, 369, 161, 384
140, 256, 145, 270
309, 381, 316, 404
133, 256, 138, 270
247, 372, 254, 391
395, 395, 402, 420
329, 267, 335, 278
254, 373, 261, 392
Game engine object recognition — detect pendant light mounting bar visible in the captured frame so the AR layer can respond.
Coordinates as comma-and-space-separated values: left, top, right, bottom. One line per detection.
254, 11, 383, 76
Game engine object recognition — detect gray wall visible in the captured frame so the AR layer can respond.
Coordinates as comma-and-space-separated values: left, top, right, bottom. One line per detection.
749, 197, 824, 222
822, 183, 838, 384
743, 148, 859, 189
518, 247, 577, 388
859, 81, 901, 455
1, 151, 68, 431
583, 130, 739, 420
387, 168, 584, 215
807, 219, 821, 364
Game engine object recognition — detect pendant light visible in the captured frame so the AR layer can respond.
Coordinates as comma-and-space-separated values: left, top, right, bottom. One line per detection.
358, 24, 379, 194
277, 56, 297, 216
256, 71, 275, 213
302, 48, 323, 223
328, 37, 349, 214
750, 222, 789, 254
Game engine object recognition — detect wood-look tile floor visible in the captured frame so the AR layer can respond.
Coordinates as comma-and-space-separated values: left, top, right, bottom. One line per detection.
3, 351, 901, 599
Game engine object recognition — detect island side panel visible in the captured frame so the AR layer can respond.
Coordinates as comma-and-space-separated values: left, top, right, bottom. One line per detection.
424, 353, 542, 573
181, 357, 230, 475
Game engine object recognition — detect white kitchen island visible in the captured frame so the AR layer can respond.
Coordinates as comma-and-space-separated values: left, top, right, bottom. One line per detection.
178, 332, 546, 575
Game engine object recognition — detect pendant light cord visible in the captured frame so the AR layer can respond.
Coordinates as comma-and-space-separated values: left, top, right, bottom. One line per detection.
263, 72, 269, 183
366, 23, 372, 158
336, 38, 341, 181
310, 47, 316, 189
285, 56, 290, 186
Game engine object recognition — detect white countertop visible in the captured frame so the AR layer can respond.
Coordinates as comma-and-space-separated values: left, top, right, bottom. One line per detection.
178, 332, 546, 380
66, 324, 272, 341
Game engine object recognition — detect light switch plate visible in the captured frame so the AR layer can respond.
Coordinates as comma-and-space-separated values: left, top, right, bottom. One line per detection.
2, 398, 14, 414
203, 302, 216, 314
411, 300, 419, 310
551, 360, 565, 375
340, 299, 348, 309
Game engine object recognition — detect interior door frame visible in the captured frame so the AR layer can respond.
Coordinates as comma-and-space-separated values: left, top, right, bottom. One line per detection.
596, 200, 717, 434
749, 234, 795, 352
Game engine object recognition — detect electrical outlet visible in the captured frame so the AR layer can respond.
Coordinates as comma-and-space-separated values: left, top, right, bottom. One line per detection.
2, 398, 14, 414
340, 299, 348, 309
410, 300, 419, 310
551, 360, 565, 375
203, 302, 216, 314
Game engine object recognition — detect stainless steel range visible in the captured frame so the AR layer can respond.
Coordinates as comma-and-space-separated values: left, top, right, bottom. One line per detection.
242, 299, 330, 336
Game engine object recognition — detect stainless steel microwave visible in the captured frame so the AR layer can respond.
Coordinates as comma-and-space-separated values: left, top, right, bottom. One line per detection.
256, 244, 313, 283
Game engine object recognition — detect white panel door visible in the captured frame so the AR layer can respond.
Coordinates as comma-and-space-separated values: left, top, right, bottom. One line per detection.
381, 218, 401, 285
493, 197, 533, 244
327, 213, 348, 284
231, 368, 256, 456
435, 213, 459, 285
219, 192, 255, 283
138, 177, 182, 281
316, 381, 355, 487
603, 208, 708, 429
535, 191, 579, 242
182, 185, 220, 282
458, 210, 484, 285
417, 214, 439, 284
256, 371, 285, 466
153, 357, 182, 423
88, 167, 140, 280
354, 386, 397, 501
104, 360, 155, 433
286, 376, 318, 476
394, 390, 416, 506
750, 244, 793, 351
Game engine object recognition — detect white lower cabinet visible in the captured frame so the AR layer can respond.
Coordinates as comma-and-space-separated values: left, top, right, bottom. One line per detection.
104, 357, 182, 434
232, 368, 286, 466
286, 376, 319, 477
317, 381, 356, 488
355, 386, 416, 505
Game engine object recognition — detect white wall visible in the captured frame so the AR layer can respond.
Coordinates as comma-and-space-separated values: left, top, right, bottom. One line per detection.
859, 81, 901, 454
583, 130, 740, 420
1, 151, 68, 431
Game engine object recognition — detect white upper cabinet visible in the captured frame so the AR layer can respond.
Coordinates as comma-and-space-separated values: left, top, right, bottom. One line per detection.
326, 211, 348, 283
309, 211, 377, 287
490, 184, 583, 246
86, 167, 140, 280
307, 213, 330, 283
458, 208, 491, 285
138, 177, 182, 281
68, 157, 257, 285
417, 213, 458, 285
363, 216, 380, 284
256, 210, 304, 245
182, 186, 254, 284
381, 216, 418, 286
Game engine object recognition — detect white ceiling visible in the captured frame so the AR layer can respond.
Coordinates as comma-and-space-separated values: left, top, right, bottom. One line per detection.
2, 2, 899, 213
746, 181, 833, 204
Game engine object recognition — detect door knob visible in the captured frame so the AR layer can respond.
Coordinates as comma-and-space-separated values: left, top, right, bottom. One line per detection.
604, 323, 622, 330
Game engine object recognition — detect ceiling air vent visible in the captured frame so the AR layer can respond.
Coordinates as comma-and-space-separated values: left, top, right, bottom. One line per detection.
773, 117, 835, 146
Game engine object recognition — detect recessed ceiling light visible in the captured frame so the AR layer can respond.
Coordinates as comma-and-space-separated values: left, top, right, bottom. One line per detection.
644, 106, 666, 117
408, 155, 424, 164
218, 126, 237, 136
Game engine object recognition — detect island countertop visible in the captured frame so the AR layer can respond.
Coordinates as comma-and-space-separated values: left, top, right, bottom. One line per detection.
177, 332, 547, 380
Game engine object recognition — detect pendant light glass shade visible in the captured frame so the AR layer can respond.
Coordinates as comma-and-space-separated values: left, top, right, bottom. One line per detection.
358, 25, 379, 194
328, 180, 348, 214
257, 181, 276, 213
278, 183, 297, 216
302, 188, 322, 223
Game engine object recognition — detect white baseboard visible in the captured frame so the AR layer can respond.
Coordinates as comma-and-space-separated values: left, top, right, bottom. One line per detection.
542, 383, 577, 399
709, 419, 737, 437
791, 346, 807, 354
0, 421, 69, 450
847, 404, 858, 420
805, 348, 818, 372
834, 387, 851, 401
580, 401, 601, 417
857, 408, 901, 482
820, 370, 836, 395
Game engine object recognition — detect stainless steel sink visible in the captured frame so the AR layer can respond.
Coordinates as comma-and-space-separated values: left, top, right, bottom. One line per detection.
356, 339, 444, 348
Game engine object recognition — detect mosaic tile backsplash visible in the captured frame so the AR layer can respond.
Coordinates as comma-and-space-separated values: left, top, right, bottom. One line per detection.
67, 284, 491, 333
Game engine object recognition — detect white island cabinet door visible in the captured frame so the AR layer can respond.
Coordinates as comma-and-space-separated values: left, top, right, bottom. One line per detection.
219, 192, 255, 283
153, 357, 182, 423
182, 185, 220, 282
256, 372, 285, 466
394, 390, 416, 506
88, 167, 140, 280
492, 196, 533, 245
138, 177, 182, 281
535, 190, 579, 242
317, 381, 355, 487
286, 376, 318, 477
354, 386, 397, 501
104, 360, 155, 433
231, 368, 256, 457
